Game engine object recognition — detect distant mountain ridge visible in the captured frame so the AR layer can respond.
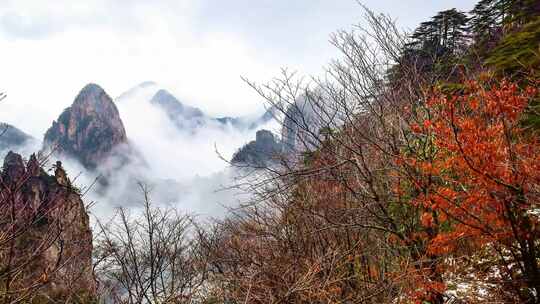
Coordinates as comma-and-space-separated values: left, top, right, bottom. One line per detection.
1, 81, 284, 175
0, 123, 33, 151
150, 89, 207, 130
117, 82, 276, 133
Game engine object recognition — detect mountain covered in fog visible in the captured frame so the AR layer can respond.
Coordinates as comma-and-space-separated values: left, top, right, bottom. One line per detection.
0, 123, 34, 151
0, 80, 286, 216
43, 83, 132, 170
117, 82, 277, 133
150, 89, 207, 130
281, 94, 325, 155
1, 81, 290, 175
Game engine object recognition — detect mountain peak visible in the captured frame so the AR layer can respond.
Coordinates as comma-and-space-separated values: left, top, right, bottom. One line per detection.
43, 84, 128, 170
152, 89, 177, 103
150, 89, 206, 129
80, 83, 104, 93
73, 83, 113, 109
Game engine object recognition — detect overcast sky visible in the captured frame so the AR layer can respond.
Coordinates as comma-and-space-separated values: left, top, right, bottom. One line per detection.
0, 0, 477, 138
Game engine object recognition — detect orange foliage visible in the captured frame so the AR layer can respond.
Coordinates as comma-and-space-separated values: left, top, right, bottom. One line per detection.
405, 79, 540, 300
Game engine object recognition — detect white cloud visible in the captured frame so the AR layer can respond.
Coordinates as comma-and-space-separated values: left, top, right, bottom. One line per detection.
35, 82, 268, 222
0, 5, 275, 137
0, 0, 477, 138
0, 0, 478, 222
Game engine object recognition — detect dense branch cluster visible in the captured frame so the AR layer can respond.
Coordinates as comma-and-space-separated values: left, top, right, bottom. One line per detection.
199, 3, 540, 304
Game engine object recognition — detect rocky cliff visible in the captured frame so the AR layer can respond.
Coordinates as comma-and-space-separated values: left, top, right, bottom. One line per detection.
0, 151, 96, 300
231, 129, 282, 167
43, 83, 128, 170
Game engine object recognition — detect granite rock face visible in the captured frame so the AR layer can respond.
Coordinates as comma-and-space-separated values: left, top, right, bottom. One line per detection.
43, 83, 128, 170
0, 151, 96, 299
231, 129, 282, 167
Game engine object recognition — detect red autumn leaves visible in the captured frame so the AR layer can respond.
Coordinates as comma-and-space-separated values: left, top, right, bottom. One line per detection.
402, 78, 539, 299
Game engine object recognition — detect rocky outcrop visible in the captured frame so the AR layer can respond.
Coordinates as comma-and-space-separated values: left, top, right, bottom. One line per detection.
0, 123, 33, 151
43, 83, 128, 170
231, 130, 282, 167
0, 151, 96, 300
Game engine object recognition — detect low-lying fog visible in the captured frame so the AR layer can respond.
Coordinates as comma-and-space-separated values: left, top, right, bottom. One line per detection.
1, 82, 281, 222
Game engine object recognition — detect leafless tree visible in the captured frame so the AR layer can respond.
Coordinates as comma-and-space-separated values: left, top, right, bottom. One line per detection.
215, 5, 476, 304
94, 184, 211, 304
